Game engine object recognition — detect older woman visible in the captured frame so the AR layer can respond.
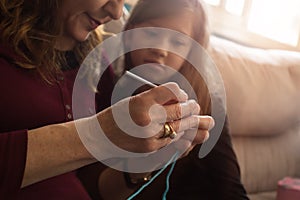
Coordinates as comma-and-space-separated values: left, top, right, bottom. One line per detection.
0, 0, 213, 199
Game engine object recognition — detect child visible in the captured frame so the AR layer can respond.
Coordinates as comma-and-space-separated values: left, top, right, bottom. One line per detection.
98, 0, 249, 199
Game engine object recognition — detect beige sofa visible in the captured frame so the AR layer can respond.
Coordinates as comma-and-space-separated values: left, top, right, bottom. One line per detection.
208, 36, 300, 199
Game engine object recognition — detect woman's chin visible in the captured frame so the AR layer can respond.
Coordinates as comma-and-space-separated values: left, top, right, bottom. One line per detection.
77, 32, 91, 42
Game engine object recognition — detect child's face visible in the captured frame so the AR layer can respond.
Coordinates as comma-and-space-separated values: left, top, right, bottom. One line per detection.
128, 11, 194, 83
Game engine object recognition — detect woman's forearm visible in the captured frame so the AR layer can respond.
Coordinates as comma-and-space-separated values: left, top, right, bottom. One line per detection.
22, 121, 96, 187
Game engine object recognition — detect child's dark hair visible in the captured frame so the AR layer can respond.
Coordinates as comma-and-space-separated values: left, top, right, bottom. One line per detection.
123, 0, 212, 115
125, 0, 209, 48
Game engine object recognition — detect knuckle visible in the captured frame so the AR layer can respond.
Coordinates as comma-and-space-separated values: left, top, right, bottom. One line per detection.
188, 100, 200, 112
130, 97, 151, 126
133, 94, 148, 106
174, 104, 182, 119
143, 141, 156, 152
136, 112, 151, 126
170, 121, 178, 132
188, 117, 193, 129
165, 82, 180, 90
165, 82, 181, 95
193, 101, 201, 114
190, 116, 199, 128
196, 130, 209, 143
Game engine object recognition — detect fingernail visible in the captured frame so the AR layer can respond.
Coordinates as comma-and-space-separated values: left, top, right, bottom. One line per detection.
204, 132, 210, 142
208, 117, 215, 131
180, 89, 188, 100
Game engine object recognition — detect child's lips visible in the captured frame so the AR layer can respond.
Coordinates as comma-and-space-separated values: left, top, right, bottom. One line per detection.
143, 61, 166, 72
144, 59, 164, 66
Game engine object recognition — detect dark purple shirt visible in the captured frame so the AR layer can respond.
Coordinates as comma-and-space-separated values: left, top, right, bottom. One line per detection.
0, 43, 248, 200
0, 44, 112, 199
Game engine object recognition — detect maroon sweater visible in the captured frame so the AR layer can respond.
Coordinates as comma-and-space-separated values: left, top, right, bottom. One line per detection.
0, 44, 112, 200
0, 43, 249, 200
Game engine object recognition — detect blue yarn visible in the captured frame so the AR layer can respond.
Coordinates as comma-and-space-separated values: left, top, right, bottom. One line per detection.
127, 151, 179, 200
162, 152, 178, 200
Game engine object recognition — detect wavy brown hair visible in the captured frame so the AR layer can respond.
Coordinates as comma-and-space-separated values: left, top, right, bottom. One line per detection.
0, 0, 102, 82
123, 0, 211, 115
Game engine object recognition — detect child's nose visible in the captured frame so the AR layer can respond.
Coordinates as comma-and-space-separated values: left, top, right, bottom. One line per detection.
150, 48, 168, 58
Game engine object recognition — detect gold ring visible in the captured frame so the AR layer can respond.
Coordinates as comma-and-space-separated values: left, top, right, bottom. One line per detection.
161, 123, 177, 139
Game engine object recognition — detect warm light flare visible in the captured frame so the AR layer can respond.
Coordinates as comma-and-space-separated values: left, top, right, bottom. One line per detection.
248, 0, 300, 46
225, 0, 245, 16
203, 0, 221, 6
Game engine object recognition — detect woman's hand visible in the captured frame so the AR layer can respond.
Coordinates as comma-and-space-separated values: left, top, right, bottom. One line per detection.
97, 82, 215, 200
96, 82, 201, 154
173, 115, 214, 158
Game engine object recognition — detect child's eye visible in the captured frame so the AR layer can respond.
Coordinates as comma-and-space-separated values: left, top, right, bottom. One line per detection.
144, 29, 158, 37
171, 39, 187, 47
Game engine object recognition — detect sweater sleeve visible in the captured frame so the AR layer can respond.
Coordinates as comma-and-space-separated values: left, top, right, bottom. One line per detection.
168, 118, 250, 200
0, 130, 28, 199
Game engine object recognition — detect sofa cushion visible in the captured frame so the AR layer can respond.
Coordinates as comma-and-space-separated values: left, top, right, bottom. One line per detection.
232, 125, 300, 193
208, 36, 300, 195
208, 36, 300, 137
248, 191, 277, 200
